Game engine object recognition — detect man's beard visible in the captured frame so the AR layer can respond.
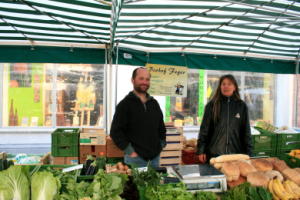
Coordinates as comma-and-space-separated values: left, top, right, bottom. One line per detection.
134, 85, 149, 93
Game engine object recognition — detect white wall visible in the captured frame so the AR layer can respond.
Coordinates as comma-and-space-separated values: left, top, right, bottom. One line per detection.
275, 74, 294, 127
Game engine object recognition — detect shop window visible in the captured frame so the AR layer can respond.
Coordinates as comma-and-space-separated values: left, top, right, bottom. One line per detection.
3, 63, 51, 127
167, 70, 201, 126
165, 70, 275, 127
55, 64, 104, 127
2, 63, 104, 127
243, 73, 275, 124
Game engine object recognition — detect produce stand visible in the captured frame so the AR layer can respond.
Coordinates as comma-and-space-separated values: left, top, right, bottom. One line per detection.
2, 122, 300, 200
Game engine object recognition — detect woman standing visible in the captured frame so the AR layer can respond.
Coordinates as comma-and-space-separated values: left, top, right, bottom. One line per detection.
197, 74, 252, 163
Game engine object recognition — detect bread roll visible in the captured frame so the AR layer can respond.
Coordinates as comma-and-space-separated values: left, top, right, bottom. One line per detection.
264, 157, 279, 164
238, 160, 257, 177
294, 168, 300, 174
221, 161, 240, 181
215, 154, 250, 163
251, 159, 273, 172
282, 168, 300, 185
264, 170, 283, 181
273, 160, 289, 172
247, 171, 269, 188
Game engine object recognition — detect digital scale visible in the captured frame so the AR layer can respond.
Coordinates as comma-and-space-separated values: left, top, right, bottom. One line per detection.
167, 164, 227, 193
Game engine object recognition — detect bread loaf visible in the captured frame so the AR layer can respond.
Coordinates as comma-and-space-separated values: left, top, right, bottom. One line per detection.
273, 160, 289, 172
221, 161, 240, 181
238, 160, 257, 177
215, 154, 250, 163
247, 171, 269, 188
282, 168, 300, 185
265, 157, 279, 164
264, 170, 283, 181
213, 162, 223, 169
251, 158, 273, 172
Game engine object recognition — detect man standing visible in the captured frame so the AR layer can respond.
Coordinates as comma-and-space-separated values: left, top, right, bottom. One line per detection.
110, 67, 166, 168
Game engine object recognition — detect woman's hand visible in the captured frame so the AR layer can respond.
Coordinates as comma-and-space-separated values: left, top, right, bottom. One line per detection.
198, 154, 207, 164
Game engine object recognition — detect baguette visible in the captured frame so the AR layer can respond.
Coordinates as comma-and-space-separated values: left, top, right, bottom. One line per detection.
215, 154, 250, 163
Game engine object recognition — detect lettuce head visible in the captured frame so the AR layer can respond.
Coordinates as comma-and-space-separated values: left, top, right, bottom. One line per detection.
31, 171, 61, 200
0, 165, 30, 200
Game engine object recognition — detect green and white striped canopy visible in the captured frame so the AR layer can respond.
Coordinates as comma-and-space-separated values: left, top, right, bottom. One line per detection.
0, 0, 299, 73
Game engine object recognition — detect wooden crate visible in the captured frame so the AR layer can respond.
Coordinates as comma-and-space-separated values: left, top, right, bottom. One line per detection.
52, 156, 79, 165
79, 145, 106, 163
161, 150, 181, 157
160, 156, 181, 166
160, 127, 183, 165
106, 136, 124, 157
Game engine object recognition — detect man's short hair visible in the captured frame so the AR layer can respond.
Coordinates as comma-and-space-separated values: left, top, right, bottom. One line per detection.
132, 67, 147, 79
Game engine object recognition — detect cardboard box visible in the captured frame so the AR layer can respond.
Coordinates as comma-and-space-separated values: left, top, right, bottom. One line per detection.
79, 145, 106, 163
106, 136, 124, 157
52, 156, 79, 165
80, 133, 106, 145
81, 128, 105, 134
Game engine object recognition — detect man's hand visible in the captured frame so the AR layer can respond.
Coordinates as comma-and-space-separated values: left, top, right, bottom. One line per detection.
129, 152, 138, 157
198, 154, 207, 164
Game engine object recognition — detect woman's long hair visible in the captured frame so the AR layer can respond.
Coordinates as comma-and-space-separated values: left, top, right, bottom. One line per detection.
211, 74, 241, 123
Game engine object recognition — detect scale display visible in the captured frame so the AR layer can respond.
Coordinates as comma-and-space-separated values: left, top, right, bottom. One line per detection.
169, 164, 227, 192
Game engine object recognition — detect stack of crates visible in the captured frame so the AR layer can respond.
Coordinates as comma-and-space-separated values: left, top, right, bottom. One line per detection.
51, 128, 80, 164
160, 126, 183, 167
79, 128, 106, 163
251, 127, 277, 157
276, 133, 300, 158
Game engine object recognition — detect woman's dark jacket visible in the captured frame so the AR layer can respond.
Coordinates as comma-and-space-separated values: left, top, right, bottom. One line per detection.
110, 91, 166, 160
196, 96, 252, 157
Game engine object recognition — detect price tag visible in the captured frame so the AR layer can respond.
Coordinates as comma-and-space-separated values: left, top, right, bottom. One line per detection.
62, 164, 83, 173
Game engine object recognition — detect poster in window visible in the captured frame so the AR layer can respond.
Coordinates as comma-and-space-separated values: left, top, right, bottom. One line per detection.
146, 63, 188, 97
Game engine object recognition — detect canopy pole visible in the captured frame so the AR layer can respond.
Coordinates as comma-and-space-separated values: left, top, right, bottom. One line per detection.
106, 43, 114, 134
114, 43, 119, 109
294, 52, 300, 127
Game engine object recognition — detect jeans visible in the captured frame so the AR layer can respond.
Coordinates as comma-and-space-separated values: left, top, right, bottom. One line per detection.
124, 154, 160, 168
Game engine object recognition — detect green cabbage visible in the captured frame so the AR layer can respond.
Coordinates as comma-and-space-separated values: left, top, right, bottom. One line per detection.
0, 165, 30, 200
31, 171, 61, 200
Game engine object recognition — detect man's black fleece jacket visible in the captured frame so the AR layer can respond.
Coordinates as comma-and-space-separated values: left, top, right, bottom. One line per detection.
110, 92, 166, 160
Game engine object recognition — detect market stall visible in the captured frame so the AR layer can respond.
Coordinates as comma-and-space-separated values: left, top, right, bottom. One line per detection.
0, 0, 300, 199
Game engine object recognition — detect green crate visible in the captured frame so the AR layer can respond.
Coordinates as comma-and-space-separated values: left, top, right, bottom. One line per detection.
51, 128, 80, 157
252, 149, 277, 157
52, 128, 80, 146
252, 134, 277, 151
51, 145, 79, 157
277, 133, 300, 150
